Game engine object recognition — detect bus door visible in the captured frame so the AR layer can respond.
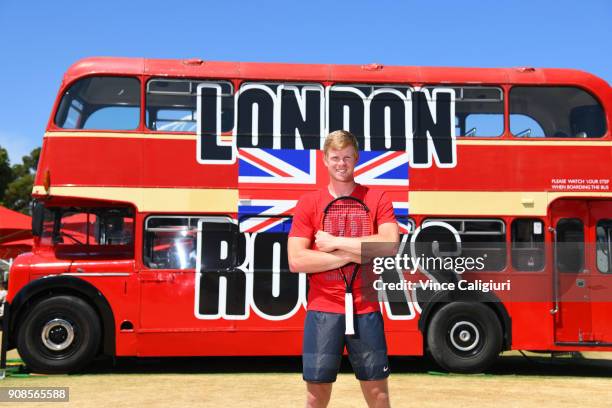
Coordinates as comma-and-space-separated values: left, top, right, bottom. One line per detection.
587, 200, 612, 344
550, 199, 593, 344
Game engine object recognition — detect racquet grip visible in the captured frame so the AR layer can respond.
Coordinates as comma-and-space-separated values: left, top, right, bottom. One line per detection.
344, 292, 355, 335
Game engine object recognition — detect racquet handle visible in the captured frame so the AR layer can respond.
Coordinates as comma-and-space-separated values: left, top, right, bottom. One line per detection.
344, 292, 355, 335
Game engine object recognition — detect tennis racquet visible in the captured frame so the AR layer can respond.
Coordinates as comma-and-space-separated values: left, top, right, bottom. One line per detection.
321, 196, 373, 335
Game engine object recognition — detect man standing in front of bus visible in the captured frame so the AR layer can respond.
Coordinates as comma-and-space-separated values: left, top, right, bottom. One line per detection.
288, 130, 399, 408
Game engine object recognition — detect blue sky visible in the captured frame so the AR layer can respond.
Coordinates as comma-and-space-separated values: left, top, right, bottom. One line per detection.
0, 0, 610, 164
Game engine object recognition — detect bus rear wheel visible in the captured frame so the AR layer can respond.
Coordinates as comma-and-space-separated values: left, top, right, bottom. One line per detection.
427, 302, 502, 373
17, 295, 101, 374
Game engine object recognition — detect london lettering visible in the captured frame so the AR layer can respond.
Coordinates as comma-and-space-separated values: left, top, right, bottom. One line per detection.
197, 82, 457, 168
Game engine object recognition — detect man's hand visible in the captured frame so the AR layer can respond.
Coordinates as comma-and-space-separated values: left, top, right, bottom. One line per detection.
289, 223, 398, 273
315, 230, 338, 252
333, 249, 360, 264
322, 222, 399, 258
288, 237, 355, 273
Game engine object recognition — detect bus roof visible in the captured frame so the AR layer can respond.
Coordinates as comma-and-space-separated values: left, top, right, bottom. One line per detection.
62, 57, 610, 91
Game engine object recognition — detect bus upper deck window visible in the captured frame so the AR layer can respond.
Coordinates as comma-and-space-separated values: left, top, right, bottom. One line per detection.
509, 86, 606, 138
55, 76, 141, 130
145, 79, 234, 133
425, 86, 504, 138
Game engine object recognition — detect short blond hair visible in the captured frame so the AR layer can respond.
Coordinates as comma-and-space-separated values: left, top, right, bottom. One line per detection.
323, 130, 359, 158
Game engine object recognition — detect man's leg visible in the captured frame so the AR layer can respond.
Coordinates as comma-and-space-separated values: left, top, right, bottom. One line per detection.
359, 379, 390, 408
306, 382, 333, 408
347, 312, 391, 407
302, 311, 345, 408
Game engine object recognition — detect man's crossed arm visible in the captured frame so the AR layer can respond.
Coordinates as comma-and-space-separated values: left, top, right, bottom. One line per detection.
288, 222, 399, 274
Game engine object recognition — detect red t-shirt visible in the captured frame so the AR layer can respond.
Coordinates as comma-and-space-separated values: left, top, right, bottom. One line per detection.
289, 184, 397, 314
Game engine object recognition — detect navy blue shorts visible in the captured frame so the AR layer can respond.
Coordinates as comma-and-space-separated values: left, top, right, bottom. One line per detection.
302, 311, 390, 383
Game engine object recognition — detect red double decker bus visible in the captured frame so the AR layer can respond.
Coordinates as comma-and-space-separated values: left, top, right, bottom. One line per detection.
1, 57, 611, 374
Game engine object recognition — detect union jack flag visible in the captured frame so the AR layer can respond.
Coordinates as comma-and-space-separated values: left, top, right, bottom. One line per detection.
238, 148, 316, 185
392, 201, 412, 234
354, 151, 409, 186
238, 199, 296, 233
237, 148, 410, 230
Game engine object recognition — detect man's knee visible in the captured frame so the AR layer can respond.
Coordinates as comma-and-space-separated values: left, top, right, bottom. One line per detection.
371, 390, 390, 406
360, 379, 390, 408
306, 382, 333, 408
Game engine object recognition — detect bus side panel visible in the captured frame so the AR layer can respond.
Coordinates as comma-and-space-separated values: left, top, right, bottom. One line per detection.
384, 319, 423, 356
37, 136, 238, 189
133, 317, 422, 356
135, 330, 302, 357
507, 302, 554, 350
411, 144, 610, 192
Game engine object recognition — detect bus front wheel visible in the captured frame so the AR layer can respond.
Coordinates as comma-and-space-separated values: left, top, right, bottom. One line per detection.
427, 302, 502, 373
17, 295, 101, 374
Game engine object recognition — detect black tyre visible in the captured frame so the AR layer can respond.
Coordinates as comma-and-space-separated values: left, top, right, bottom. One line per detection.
427, 302, 502, 373
17, 295, 101, 374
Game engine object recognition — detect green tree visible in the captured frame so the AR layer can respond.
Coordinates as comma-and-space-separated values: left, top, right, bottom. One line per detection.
3, 147, 40, 214
0, 146, 13, 202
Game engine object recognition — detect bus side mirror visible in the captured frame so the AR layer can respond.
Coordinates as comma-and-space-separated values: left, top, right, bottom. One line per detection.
32, 201, 45, 237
